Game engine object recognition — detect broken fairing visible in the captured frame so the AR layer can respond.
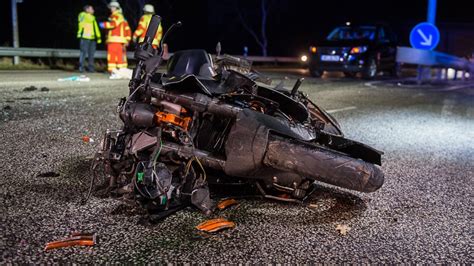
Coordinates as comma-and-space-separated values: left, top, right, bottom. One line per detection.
88, 16, 384, 221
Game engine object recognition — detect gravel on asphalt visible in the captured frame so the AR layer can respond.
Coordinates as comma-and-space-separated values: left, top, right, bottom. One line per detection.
1, 70, 473, 263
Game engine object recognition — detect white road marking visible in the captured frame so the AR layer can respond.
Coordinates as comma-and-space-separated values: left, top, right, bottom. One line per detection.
432, 82, 474, 91
364, 81, 378, 88
326, 106, 357, 114
364, 79, 401, 88
365, 79, 474, 92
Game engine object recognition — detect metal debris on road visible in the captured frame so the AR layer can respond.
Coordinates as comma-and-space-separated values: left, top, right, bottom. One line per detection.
217, 198, 239, 210
44, 233, 96, 251
36, 171, 60, 178
23, 86, 37, 91
196, 218, 236, 233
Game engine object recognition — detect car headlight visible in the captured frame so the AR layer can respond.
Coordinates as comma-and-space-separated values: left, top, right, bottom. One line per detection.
301, 55, 308, 62
350, 46, 368, 54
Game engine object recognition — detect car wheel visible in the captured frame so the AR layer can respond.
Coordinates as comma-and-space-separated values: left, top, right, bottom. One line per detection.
309, 68, 323, 78
363, 58, 377, 79
343, 72, 356, 78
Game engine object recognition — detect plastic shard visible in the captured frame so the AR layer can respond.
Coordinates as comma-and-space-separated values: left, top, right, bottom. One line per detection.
196, 218, 235, 233
44, 233, 96, 251
217, 198, 238, 210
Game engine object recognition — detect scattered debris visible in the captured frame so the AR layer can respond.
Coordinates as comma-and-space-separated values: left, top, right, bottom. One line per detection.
217, 198, 238, 210
3, 105, 11, 111
336, 224, 351, 236
44, 233, 96, 251
110, 68, 133, 80
307, 198, 337, 212
23, 86, 38, 92
82, 136, 94, 143
57, 75, 90, 82
40, 87, 50, 92
196, 218, 235, 233
36, 172, 60, 178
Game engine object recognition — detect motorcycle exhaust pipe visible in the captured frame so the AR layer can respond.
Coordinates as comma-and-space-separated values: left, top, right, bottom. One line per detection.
224, 110, 384, 193
263, 135, 384, 193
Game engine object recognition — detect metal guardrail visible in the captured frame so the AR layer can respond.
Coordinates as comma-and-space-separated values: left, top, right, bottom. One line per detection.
243, 55, 300, 63
396, 46, 473, 82
0, 46, 300, 64
0, 46, 130, 60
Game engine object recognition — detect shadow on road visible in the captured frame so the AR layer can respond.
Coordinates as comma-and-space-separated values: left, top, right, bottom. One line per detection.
24, 156, 93, 203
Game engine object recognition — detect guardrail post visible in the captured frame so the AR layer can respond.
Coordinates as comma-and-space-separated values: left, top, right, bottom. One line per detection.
436, 68, 442, 80
11, 0, 20, 65
416, 66, 423, 84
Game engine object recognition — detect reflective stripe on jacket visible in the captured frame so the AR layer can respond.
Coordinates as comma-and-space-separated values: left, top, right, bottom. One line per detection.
103, 11, 130, 44
132, 14, 163, 46
77, 12, 102, 43
124, 20, 132, 43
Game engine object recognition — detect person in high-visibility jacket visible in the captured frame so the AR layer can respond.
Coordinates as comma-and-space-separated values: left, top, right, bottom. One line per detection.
99, 1, 131, 72
77, 5, 101, 72
132, 4, 163, 48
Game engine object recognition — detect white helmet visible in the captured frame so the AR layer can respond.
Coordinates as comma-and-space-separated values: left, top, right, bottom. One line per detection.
108, 1, 121, 9
143, 4, 155, 14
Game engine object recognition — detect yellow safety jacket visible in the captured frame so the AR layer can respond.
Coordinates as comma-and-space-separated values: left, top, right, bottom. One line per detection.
133, 14, 163, 46
103, 11, 131, 44
77, 12, 102, 44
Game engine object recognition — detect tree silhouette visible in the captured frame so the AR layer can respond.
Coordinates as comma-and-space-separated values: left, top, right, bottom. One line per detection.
236, 0, 269, 56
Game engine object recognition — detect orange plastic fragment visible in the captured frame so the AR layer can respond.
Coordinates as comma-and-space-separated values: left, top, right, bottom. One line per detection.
217, 198, 238, 210
196, 218, 235, 233
155, 111, 192, 131
82, 136, 90, 143
44, 234, 96, 251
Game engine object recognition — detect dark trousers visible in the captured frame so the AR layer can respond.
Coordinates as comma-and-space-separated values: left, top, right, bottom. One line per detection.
79, 39, 97, 72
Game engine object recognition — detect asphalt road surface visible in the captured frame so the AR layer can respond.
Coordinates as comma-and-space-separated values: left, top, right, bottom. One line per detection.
1, 70, 473, 263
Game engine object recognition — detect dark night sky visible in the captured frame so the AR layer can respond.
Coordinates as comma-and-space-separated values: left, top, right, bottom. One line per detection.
0, 0, 473, 56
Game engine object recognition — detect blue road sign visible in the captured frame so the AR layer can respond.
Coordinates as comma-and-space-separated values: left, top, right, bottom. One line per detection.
410, 22, 440, 51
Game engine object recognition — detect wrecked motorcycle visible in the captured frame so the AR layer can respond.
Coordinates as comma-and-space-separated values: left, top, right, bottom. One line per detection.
89, 16, 384, 220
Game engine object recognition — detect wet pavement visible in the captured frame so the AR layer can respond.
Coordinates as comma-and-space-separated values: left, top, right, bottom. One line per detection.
1, 70, 473, 263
